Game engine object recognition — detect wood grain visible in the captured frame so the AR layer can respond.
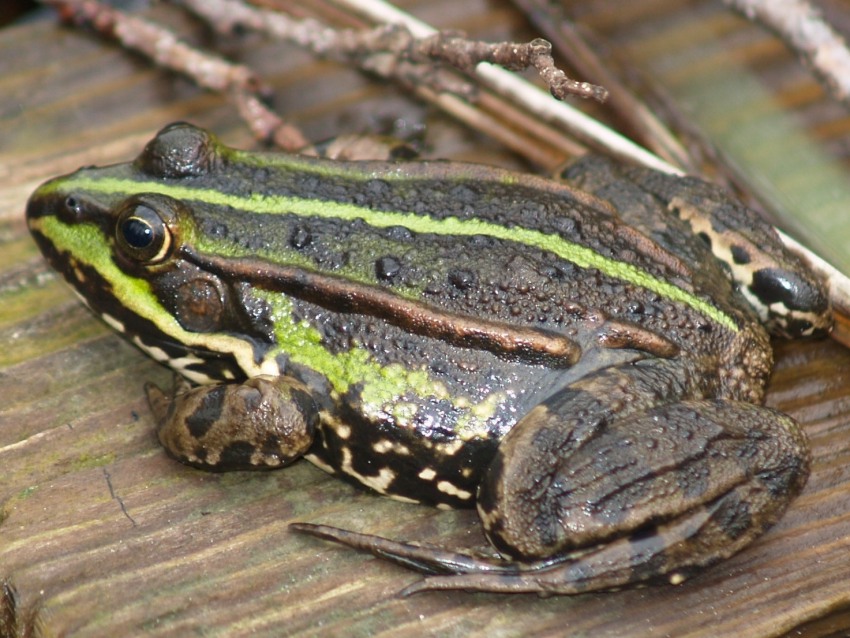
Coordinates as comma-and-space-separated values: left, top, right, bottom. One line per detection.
2, 3, 850, 636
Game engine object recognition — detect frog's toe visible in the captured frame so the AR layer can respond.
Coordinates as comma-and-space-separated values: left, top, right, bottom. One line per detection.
289, 522, 505, 576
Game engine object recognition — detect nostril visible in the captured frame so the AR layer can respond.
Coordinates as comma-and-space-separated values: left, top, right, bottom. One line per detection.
65, 195, 82, 216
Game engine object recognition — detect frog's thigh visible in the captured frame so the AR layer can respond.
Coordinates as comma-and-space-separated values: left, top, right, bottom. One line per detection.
146, 375, 318, 470
479, 394, 810, 589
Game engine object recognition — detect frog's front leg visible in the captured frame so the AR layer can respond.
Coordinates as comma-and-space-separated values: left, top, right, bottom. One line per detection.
146, 375, 319, 470
293, 361, 810, 594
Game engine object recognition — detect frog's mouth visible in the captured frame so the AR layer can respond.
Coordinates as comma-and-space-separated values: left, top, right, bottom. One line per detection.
81, 286, 246, 385
126, 327, 247, 385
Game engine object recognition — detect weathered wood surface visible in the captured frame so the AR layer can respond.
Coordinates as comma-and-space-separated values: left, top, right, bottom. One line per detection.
2, 2, 850, 636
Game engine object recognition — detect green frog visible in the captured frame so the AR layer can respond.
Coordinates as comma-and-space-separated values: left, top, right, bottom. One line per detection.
26, 123, 832, 594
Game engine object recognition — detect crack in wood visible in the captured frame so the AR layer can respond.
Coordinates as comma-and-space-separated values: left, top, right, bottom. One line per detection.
102, 467, 137, 528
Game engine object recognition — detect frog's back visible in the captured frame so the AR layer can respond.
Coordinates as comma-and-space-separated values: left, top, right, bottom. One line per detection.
185, 146, 771, 413
248, 155, 768, 504
281, 156, 757, 348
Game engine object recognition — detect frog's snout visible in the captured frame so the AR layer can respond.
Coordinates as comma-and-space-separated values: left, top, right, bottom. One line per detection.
25, 179, 60, 225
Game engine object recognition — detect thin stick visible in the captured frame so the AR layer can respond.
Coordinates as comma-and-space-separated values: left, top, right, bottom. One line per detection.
726, 0, 850, 106
333, 0, 679, 174
42, 0, 309, 148
509, 0, 694, 171
173, 0, 584, 165
178, 0, 607, 101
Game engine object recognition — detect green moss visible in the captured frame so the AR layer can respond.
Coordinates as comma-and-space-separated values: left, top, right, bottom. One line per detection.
70, 452, 116, 472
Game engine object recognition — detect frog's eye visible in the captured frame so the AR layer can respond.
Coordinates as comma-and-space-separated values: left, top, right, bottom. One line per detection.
115, 200, 173, 264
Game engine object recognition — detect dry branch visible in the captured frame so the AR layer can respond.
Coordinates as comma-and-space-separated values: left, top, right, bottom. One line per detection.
726, 0, 850, 106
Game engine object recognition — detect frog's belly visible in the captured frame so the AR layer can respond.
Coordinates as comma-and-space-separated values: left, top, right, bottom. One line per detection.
305, 346, 647, 507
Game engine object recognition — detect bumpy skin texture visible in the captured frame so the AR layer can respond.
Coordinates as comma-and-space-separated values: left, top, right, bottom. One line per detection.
26, 123, 832, 594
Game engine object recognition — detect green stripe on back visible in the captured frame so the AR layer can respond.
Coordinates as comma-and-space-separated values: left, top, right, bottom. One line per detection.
52, 175, 739, 332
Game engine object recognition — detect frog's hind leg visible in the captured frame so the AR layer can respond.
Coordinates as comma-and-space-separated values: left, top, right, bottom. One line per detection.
466, 396, 809, 594
292, 364, 809, 595
292, 481, 765, 596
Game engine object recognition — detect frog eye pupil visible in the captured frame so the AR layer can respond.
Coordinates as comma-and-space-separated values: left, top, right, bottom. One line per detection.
121, 217, 154, 249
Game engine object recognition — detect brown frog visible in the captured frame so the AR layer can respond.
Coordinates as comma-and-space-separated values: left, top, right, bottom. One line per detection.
26, 124, 832, 593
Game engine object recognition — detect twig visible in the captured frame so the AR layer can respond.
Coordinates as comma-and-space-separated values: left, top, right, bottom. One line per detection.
42, 0, 309, 148
512, 0, 786, 211
0, 579, 46, 638
509, 0, 694, 172
334, 0, 677, 173
44, 0, 608, 159
175, 0, 607, 102
725, 0, 850, 106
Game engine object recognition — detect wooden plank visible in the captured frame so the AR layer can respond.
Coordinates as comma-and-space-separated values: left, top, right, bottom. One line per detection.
2, 3, 850, 637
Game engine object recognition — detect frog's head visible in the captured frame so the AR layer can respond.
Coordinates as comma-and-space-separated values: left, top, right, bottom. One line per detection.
26, 123, 269, 384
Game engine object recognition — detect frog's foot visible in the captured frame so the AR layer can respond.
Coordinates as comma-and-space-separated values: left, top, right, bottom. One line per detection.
290, 522, 509, 577
289, 521, 636, 595
290, 496, 737, 595
146, 374, 318, 470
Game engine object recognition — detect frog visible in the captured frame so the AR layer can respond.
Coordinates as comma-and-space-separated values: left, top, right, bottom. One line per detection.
26, 122, 832, 595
